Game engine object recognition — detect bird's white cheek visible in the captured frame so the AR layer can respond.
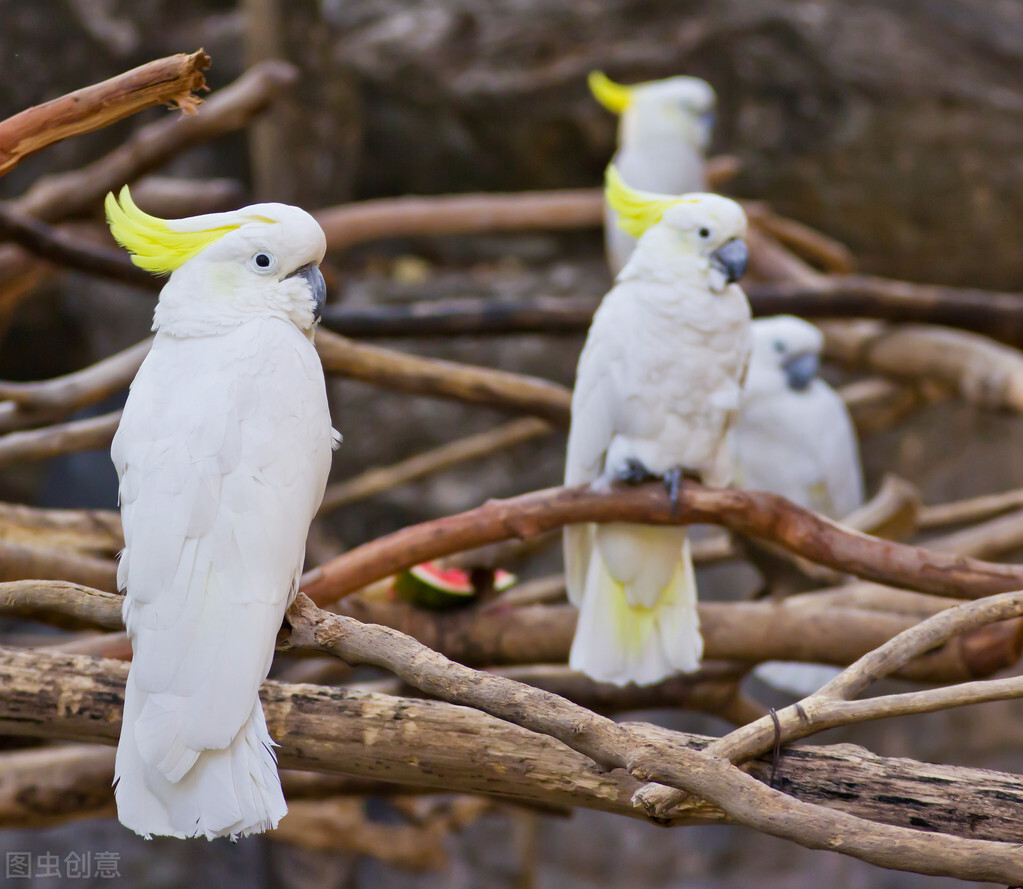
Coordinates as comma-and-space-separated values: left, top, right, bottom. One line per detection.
708, 266, 728, 293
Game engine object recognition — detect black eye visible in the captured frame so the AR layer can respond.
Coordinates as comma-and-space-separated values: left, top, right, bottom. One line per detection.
699, 227, 711, 239
254, 253, 272, 269
774, 341, 785, 353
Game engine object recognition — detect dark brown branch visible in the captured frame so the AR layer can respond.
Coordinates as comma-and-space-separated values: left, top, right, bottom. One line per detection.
300, 482, 1023, 605
0, 208, 155, 289
0, 51, 210, 178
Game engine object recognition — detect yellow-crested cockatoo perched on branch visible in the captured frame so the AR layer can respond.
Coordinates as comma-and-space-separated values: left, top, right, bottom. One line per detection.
588, 70, 716, 275
106, 188, 338, 839
736, 315, 864, 695
564, 167, 751, 686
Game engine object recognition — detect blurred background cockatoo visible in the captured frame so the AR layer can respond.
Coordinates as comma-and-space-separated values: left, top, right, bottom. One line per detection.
735, 314, 865, 695
564, 167, 751, 686
107, 189, 338, 839
588, 70, 716, 274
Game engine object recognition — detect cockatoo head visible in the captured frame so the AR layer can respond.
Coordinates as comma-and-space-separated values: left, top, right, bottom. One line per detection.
745, 315, 824, 398
589, 71, 716, 150
106, 187, 327, 336
605, 165, 747, 291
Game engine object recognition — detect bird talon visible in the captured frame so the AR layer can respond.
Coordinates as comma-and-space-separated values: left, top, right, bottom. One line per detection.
616, 458, 654, 486
663, 467, 684, 517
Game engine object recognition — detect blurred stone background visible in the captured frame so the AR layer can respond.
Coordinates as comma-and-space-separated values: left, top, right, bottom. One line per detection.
0, 0, 1021, 886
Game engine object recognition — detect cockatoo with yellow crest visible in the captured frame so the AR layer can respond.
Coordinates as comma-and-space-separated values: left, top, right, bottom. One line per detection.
737, 315, 864, 696
564, 167, 750, 686
588, 70, 716, 274
106, 187, 338, 839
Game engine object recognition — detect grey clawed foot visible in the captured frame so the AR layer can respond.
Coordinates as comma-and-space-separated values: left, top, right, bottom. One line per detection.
664, 467, 683, 517
616, 458, 655, 486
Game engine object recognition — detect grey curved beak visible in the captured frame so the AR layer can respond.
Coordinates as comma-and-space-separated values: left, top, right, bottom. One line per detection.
287, 263, 327, 322
784, 352, 819, 391
710, 238, 748, 285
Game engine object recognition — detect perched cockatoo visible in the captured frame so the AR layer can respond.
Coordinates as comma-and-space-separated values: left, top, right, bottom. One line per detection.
106, 188, 338, 839
736, 315, 864, 695
564, 166, 751, 686
588, 70, 716, 275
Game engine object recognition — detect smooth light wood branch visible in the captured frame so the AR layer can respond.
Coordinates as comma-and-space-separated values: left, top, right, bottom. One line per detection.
925, 508, 1023, 560
0, 502, 122, 555
0, 51, 210, 178
821, 320, 1023, 414
0, 579, 1011, 687
316, 190, 602, 250
338, 592, 1017, 684
282, 596, 1023, 882
920, 486, 1023, 529
318, 417, 553, 514
315, 330, 572, 425
0, 411, 120, 468
0, 339, 150, 430
300, 482, 1023, 605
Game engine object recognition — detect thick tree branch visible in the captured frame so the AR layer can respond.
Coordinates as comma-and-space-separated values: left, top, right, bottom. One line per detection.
0, 411, 120, 468
281, 596, 1023, 882
300, 482, 1023, 604
0, 51, 210, 178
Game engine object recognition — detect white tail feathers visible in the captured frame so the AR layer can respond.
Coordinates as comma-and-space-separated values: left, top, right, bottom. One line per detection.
753, 661, 842, 698
569, 532, 701, 686
115, 674, 286, 840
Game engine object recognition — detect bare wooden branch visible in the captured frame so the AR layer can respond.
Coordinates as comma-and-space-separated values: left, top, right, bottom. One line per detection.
0, 207, 154, 290
300, 482, 1023, 605
0, 502, 122, 555
281, 597, 1023, 882
315, 330, 572, 425
318, 417, 553, 514
821, 320, 1023, 413
0, 51, 210, 178
920, 486, 1023, 529
753, 276, 1023, 348
0, 411, 120, 468
338, 592, 1017, 684
316, 190, 602, 251
0, 635, 1019, 879
9, 60, 297, 224
0, 339, 150, 431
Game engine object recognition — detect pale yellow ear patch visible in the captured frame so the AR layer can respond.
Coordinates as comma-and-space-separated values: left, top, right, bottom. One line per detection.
105, 186, 240, 275
604, 165, 693, 238
588, 70, 633, 115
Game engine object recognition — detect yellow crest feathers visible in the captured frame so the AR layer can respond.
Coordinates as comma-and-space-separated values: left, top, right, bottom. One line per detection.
588, 71, 633, 115
105, 186, 241, 275
604, 165, 690, 238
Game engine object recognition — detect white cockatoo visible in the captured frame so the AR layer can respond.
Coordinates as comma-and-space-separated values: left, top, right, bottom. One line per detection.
564, 166, 751, 686
588, 70, 716, 275
106, 188, 338, 839
736, 315, 864, 695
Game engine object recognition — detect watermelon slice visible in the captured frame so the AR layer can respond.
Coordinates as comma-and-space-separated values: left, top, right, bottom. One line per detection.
394, 561, 516, 610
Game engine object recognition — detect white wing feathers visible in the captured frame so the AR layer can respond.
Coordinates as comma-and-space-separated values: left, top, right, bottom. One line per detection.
113, 317, 334, 838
